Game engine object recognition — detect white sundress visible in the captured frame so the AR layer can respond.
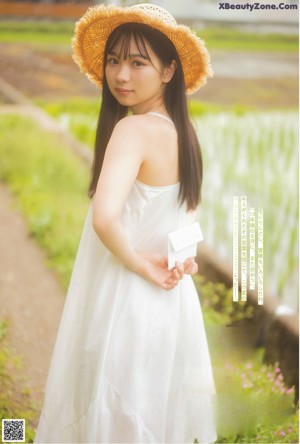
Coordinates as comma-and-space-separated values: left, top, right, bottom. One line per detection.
34, 114, 217, 444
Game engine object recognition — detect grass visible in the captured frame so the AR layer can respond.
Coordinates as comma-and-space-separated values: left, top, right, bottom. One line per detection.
0, 20, 74, 45
213, 360, 298, 443
0, 320, 38, 443
0, 113, 90, 290
35, 97, 100, 148
0, 20, 298, 52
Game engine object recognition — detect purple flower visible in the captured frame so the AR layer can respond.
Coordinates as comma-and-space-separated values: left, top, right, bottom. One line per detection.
279, 430, 286, 437
286, 387, 295, 394
288, 427, 293, 433
246, 362, 252, 369
275, 367, 281, 373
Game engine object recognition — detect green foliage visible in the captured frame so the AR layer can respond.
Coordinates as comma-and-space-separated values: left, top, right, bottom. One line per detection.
37, 98, 100, 148
222, 360, 295, 397
37, 97, 101, 118
0, 114, 90, 289
0, 320, 38, 443
188, 100, 224, 116
214, 356, 298, 443
193, 275, 254, 325
0, 320, 8, 341
0, 20, 74, 45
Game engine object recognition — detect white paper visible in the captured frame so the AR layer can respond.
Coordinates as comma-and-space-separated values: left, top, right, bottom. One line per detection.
168, 222, 203, 269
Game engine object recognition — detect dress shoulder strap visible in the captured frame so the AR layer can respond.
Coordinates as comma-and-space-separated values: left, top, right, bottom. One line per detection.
146, 112, 174, 126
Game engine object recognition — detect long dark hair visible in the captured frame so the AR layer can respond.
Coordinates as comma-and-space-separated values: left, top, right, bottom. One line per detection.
88, 23, 203, 211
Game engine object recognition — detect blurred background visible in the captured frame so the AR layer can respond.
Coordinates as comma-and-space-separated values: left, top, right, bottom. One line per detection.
0, 1, 298, 443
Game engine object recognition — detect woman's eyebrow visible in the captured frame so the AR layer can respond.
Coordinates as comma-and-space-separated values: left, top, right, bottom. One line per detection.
128, 53, 148, 59
107, 51, 148, 60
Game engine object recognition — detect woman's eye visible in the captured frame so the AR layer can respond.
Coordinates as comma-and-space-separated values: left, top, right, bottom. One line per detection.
107, 58, 118, 65
132, 60, 144, 67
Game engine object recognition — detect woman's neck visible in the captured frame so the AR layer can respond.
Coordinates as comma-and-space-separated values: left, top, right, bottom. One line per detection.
131, 97, 167, 116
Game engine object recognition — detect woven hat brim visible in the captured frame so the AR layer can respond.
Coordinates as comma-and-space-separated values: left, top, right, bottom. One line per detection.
72, 4, 213, 94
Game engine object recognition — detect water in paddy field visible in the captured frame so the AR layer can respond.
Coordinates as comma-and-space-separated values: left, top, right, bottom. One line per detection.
194, 112, 299, 311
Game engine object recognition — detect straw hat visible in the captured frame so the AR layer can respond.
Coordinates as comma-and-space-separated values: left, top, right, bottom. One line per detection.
72, 3, 213, 94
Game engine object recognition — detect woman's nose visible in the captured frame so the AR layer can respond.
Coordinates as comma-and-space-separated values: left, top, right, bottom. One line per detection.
116, 62, 131, 82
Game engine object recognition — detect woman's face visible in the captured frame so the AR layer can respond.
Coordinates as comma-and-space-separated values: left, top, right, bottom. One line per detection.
105, 35, 171, 114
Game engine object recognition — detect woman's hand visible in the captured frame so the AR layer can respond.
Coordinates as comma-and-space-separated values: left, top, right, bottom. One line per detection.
137, 252, 177, 290
137, 252, 198, 290
182, 257, 198, 275
170, 258, 198, 282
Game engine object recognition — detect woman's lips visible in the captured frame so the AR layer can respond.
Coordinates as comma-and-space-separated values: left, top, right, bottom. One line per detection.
115, 88, 132, 95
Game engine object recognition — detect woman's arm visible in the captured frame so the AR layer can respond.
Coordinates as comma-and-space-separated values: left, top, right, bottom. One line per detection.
92, 116, 178, 290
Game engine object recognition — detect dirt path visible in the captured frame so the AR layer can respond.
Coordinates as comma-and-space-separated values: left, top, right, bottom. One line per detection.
0, 184, 65, 407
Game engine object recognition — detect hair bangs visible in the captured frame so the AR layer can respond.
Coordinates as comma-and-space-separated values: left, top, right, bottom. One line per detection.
105, 23, 151, 62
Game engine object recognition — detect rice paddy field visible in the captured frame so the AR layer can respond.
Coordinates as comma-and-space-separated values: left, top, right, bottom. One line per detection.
195, 111, 299, 310
41, 100, 299, 311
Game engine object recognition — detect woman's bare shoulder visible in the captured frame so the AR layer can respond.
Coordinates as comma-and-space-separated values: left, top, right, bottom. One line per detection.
111, 114, 175, 155
117, 113, 176, 133
106, 115, 154, 158
115, 114, 157, 135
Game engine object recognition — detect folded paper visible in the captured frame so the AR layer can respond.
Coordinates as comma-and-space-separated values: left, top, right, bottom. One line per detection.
168, 222, 203, 270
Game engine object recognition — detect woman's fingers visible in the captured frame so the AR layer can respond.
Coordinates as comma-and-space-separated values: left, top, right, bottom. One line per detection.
163, 269, 180, 290
142, 255, 198, 290
183, 258, 198, 275
161, 258, 199, 290
172, 262, 184, 280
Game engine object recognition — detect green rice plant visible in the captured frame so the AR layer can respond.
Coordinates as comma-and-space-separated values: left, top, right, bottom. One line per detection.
195, 111, 299, 310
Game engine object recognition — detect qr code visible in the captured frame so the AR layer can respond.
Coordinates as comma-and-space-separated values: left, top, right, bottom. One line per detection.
2, 419, 25, 443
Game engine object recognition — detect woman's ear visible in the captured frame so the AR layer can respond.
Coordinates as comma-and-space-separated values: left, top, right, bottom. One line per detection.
162, 60, 177, 84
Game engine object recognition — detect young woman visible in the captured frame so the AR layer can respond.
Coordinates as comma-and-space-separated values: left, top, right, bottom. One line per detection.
34, 4, 217, 443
